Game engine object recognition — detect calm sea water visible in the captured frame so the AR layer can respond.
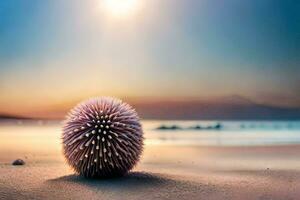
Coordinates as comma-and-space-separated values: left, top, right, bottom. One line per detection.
144, 120, 300, 146
0, 120, 300, 147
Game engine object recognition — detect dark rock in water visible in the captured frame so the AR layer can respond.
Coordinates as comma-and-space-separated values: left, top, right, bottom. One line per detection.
169, 125, 181, 130
156, 125, 182, 130
214, 123, 222, 129
12, 159, 25, 166
192, 125, 203, 130
157, 123, 222, 131
156, 125, 168, 130
190, 123, 222, 130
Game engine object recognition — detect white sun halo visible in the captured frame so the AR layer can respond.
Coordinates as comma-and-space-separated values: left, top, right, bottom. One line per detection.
102, 0, 140, 18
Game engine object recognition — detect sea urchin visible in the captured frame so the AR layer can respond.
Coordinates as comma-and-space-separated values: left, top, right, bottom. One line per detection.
62, 97, 143, 178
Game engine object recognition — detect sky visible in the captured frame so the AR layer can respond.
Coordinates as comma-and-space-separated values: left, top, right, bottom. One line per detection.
0, 0, 299, 117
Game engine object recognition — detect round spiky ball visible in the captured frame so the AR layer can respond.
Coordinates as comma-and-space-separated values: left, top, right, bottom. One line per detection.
62, 97, 143, 178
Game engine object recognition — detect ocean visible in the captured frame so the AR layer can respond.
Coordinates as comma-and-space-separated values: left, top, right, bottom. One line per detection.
0, 120, 300, 149
144, 120, 300, 146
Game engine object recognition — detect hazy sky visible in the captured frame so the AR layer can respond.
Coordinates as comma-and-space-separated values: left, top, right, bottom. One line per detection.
0, 0, 299, 116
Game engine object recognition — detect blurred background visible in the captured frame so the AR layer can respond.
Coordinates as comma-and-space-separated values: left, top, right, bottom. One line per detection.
1, 0, 300, 119
0, 0, 300, 148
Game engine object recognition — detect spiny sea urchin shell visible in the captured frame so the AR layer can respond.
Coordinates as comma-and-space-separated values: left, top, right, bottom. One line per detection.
62, 97, 143, 178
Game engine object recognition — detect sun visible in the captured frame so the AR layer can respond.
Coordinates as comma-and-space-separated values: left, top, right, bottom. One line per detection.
102, 0, 140, 18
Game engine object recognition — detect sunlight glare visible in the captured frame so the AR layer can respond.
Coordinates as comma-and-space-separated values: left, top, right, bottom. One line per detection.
102, 0, 140, 18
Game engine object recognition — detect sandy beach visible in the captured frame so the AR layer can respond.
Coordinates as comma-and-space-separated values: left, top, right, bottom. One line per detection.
1, 142, 300, 200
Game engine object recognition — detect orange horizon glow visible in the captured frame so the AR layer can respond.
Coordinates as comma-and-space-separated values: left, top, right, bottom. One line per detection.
1, 94, 300, 119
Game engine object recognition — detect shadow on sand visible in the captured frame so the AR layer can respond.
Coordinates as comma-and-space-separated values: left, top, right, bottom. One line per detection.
48, 171, 173, 190
45, 172, 226, 199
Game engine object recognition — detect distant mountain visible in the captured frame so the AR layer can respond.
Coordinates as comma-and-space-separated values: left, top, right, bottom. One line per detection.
213, 95, 256, 105
128, 96, 300, 120
1, 95, 300, 120
0, 114, 34, 120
